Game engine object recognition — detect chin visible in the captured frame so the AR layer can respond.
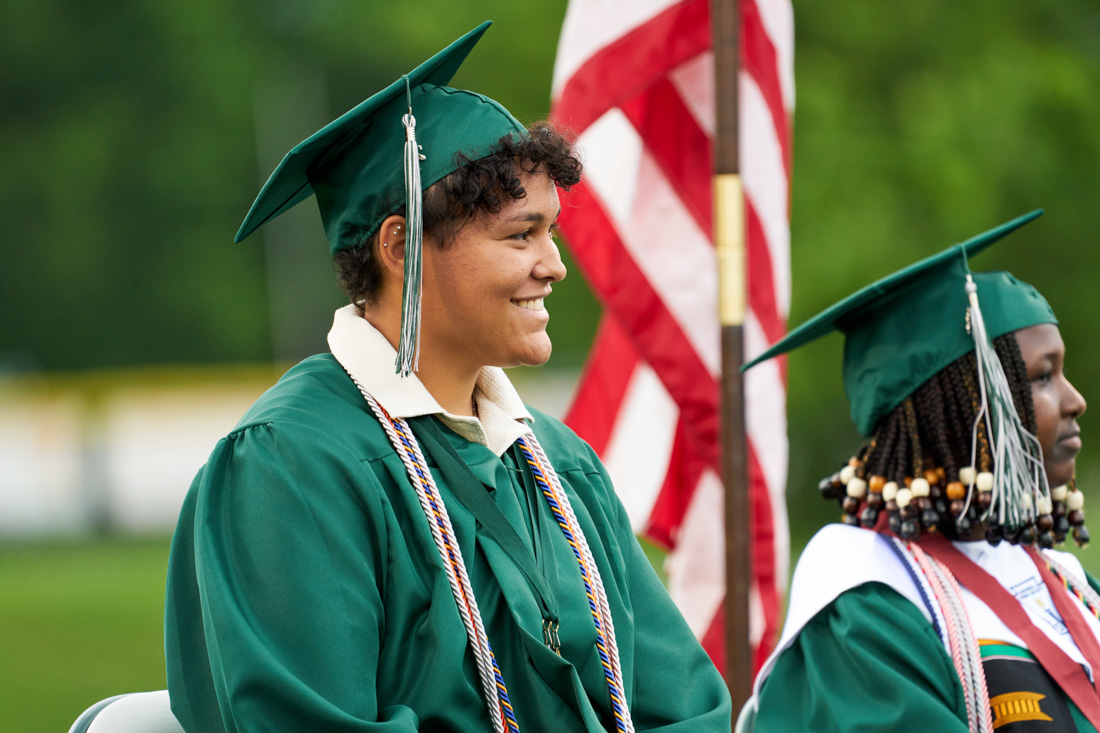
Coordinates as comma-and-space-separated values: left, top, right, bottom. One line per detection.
510, 337, 553, 368
1046, 463, 1076, 489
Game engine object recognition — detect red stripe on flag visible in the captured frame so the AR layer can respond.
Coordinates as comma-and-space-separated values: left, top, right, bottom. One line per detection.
558, 182, 716, 415
745, 198, 786, 348
748, 440, 780, 667
562, 315, 639, 455
558, 182, 720, 500
643, 419, 708, 547
553, 0, 711, 133
742, 0, 793, 177
554, 0, 793, 676
700, 599, 726, 671
620, 76, 714, 238
641, 419, 691, 549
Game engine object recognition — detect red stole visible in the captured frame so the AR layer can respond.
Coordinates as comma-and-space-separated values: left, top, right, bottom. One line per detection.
920, 535, 1100, 729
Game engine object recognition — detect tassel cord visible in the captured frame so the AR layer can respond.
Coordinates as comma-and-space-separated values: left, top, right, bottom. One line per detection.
965, 276, 1048, 531
395, 82, 425, 377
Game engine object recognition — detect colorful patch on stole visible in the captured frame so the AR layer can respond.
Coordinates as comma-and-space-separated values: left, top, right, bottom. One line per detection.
980, 641, 1077, 731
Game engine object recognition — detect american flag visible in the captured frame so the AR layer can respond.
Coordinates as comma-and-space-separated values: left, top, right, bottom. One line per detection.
551, 0, 794, 671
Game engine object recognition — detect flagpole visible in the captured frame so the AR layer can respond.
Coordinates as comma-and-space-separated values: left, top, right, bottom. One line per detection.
713, 0, 753, 707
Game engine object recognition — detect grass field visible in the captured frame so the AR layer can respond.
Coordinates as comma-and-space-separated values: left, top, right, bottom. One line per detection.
2, 533, 675, 731
0, 536, 171, 732
0, 534, 670, 732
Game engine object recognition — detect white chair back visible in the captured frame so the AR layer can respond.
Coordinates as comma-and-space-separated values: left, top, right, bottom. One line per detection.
734, 697, 756, 733
69, 690, 184, 733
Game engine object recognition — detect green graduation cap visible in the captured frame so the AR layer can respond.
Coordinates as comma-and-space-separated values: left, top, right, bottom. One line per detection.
235, 21, 528, 376
235, 20, 525, 253
743, 209, 1057, 436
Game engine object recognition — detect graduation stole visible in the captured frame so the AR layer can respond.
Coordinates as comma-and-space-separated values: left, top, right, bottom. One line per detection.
920, 534, 1100, 730
353, 383, 635, 733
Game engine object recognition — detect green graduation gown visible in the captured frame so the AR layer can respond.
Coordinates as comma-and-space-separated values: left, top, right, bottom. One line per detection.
754, 526, 1100, 732
164, 354, 731, 732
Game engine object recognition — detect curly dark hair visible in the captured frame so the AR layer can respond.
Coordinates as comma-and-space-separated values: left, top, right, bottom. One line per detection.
333, 121, 582, 306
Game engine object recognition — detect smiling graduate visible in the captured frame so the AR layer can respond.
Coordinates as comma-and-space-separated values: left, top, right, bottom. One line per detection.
164, 22, 731, 733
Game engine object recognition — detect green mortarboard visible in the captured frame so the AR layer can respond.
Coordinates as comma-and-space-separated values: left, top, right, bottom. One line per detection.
234, 21, 528, 376
235, 20, 526, 254
743, 209, 1057, 436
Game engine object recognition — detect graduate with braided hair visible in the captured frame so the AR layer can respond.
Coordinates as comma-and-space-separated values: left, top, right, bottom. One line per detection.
743, 210, 1099, 732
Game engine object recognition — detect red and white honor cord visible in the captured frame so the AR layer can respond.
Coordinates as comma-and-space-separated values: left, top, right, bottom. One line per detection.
907, 542, 993, 733
356, 386, 633, 733
360, 390, 516, 733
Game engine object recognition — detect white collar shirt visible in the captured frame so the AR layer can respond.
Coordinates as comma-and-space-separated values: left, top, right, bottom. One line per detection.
327, 304, 534, 457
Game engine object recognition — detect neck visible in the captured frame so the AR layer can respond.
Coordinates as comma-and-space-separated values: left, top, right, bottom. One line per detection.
414, 359, 480, 417
361, 305, 480, 417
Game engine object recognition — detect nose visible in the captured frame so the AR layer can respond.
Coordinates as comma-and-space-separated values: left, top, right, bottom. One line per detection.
533, 237, 567, 283
1063, 376, 1087, 418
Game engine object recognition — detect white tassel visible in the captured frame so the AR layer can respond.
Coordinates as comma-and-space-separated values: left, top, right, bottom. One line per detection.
965, 275, 1048, 532
395, 84, 425, 377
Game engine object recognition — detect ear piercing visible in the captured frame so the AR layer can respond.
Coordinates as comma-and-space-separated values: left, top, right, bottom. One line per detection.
385, 224, 404, 247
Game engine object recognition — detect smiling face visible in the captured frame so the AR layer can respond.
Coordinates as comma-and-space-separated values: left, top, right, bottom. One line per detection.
1014, 323, 1087, 488
416, 169, 566, 375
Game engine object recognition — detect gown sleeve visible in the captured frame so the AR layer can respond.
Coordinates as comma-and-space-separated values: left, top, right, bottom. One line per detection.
586, 455, 733, 732
166, 421, 419, 733
754, 582, 969, 732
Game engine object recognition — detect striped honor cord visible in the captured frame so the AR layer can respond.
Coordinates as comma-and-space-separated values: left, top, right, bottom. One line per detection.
356, 386, 518, 733
352, 375, 634, 732
886, 537, 950, 654
1043, 552, 1100, 620
516, 435, 635, 733
907, 543, 993, 733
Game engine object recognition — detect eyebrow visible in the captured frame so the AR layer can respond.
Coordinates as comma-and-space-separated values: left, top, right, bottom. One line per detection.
502, 208, 562, 225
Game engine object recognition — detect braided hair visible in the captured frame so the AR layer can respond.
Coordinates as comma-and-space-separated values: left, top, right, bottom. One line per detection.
825, 333, 1085, 547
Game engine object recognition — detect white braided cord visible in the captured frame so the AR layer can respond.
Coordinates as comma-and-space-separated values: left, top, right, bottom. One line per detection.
888, 536, 951, 655
356, 385, 507, 733
929, 555, 993, 732
906, 542, 993, 733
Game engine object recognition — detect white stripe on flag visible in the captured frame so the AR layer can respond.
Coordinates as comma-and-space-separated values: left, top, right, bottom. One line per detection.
745, 310, 791, 586
755, 0, 797, 113
577, 109, 643, 223
551, 0, 681, 98
740, 71, 792, 318
750, 579, 766, 645
580, 110, 720, 376
669, 51, 716, 136
603, 362, 679, 531
665, 468, 725, 637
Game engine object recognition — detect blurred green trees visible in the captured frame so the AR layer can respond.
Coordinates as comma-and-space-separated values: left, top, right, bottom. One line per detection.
788, 0, 1100, 540
0, 0, 583, 369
